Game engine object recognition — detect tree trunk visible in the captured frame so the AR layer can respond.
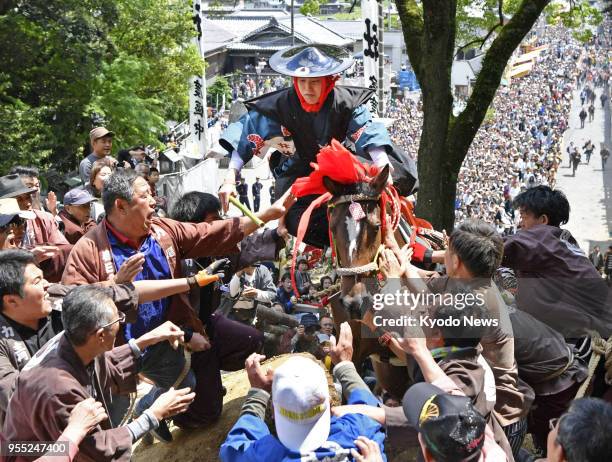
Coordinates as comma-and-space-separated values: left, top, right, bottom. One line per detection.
395, 0, 551, 231
402, 0, 458, 231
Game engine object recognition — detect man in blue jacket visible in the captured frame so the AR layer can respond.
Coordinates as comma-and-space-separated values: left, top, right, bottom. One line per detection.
220, 322, 386, 461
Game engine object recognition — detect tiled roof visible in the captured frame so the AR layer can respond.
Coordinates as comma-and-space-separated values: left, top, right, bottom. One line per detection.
206, 14, 354, 51
202, 19, 237, 54
317, 19, 362, 40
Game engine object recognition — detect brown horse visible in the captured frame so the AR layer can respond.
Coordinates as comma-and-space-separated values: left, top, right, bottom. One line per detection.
323, 165, 414, 399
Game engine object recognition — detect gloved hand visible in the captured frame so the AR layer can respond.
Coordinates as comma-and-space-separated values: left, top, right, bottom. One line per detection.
205, 258, 230, 276
410, 240, 433, 265
189, 258, 231, 288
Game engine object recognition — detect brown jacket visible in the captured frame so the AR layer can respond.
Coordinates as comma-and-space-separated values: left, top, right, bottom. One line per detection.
30, 209, 72, 282
2, 334, 137, 462
428, 276, 532, 426
58, 209, 96, 245
0, 283, 138, 425
61, 217, 244, 334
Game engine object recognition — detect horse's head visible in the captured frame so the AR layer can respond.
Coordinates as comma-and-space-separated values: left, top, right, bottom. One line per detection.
323, 165, 390, 271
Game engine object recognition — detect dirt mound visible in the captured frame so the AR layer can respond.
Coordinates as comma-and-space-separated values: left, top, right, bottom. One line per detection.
132, 354, 337, 462
132, 353, 416, 461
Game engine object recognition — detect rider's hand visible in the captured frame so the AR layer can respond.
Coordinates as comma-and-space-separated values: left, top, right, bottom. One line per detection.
219, 172, 237, 214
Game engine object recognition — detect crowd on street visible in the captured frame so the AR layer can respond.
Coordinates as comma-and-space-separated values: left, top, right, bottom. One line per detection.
0, 18, 611, 462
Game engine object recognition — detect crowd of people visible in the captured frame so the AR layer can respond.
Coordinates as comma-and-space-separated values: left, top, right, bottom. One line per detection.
0, 18, 611, 462
231, 74, 289, 100
387, 26, 610, 235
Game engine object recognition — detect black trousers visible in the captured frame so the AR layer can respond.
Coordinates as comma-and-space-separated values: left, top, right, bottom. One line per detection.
284, 194, 330, 249
239, 195, 251, 210
253, 194, 260, 212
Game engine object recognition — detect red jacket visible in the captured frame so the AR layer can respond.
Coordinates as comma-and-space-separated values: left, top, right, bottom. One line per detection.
58, 209, 96, 245
61, 217, 244, 335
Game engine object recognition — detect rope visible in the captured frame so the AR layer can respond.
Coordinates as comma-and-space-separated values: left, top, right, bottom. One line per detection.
575, 331, 612, 399
311, 282, 341, 299
118, 347, 193, 426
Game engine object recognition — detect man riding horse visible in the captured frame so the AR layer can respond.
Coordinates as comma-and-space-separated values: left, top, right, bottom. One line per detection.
219, 44, 417, 248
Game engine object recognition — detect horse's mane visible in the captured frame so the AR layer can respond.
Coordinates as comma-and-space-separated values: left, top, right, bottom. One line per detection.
291, 139, 380, 198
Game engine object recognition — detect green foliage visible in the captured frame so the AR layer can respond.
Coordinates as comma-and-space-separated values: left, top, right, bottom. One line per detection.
207, 76, 233, 108
0, 0, 202, 174
320, 7, 361, 20
301, 0, 321, 16
545, 0, 602, 43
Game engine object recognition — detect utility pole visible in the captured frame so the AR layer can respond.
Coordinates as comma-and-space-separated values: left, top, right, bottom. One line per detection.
291, 0, 295, 45
377, 0, 384, 115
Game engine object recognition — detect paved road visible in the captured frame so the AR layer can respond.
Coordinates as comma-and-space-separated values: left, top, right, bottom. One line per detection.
556, 85, 611, 252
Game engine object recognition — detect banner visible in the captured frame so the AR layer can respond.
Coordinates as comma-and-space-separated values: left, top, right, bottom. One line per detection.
361, 0, 380, 115
189, 0, 207, 159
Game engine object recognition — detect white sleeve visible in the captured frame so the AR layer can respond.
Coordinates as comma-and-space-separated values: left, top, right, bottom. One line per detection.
228, 150, 245, 172
229, 274, 241, 297
367, 146, 390, 168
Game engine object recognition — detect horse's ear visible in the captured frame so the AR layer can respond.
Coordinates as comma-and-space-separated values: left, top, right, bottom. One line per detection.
371, 164, 390, 194
323, 176, 344, 195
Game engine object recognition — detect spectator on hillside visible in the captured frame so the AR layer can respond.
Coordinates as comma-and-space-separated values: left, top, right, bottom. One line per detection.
79, 127, 116, 184
58, 189, 96, 244
0, 174, 71, 283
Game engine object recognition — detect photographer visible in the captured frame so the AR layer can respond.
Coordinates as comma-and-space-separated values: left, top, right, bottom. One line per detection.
291, 313, 326, 360
222, 264, 276, 324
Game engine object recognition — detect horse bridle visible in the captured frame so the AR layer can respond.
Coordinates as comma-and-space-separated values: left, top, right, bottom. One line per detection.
327, 193, 383, 276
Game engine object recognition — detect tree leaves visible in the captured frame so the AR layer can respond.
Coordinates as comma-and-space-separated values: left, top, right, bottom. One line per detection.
0, 0, 202, 174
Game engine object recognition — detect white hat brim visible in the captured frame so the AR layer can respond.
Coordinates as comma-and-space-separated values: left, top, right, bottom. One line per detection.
274, 400, 331, 453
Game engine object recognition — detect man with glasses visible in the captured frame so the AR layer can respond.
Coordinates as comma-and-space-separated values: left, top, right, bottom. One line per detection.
535, 398, 612, 462
0, 198, 35, 250
3, 285, 195, 462
58, 188, 97, 244
0, 174, 71, 282
0, 248, 218, 429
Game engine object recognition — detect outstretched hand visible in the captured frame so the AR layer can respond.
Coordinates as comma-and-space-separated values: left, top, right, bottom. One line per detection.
245, 353, 273, 392
261, 189, 297, 222
330, 322, 354, 365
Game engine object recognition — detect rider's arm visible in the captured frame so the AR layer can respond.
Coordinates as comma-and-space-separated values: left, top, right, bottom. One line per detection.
347, 105, 393, 164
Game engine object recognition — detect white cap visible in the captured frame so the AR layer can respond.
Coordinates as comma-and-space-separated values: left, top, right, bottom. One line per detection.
272, 356, 330, 453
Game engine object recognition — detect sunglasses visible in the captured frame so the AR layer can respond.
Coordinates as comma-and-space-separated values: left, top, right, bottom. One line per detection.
99, 311, 126, 330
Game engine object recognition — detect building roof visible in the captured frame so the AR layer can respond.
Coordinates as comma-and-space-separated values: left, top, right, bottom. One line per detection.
317, 19, 363, 40
229, 8, 290, 17
202, 18, 238, 54
206, 14, 353, 53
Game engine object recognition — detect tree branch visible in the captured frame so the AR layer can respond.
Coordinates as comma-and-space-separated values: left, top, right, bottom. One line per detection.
395, 0, 424, 79
448, 0, 550, 169
455, 0, 505, 57
455, 22, 502, 57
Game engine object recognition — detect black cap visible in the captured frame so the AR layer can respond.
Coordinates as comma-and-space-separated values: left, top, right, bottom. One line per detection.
0, 175, 37, 199
403, 383, 486, 461
300, 313, 320, 329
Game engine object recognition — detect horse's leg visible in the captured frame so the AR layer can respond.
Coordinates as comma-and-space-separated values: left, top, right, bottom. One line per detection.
370, 360, 412, 401
328, 291, 350, 329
